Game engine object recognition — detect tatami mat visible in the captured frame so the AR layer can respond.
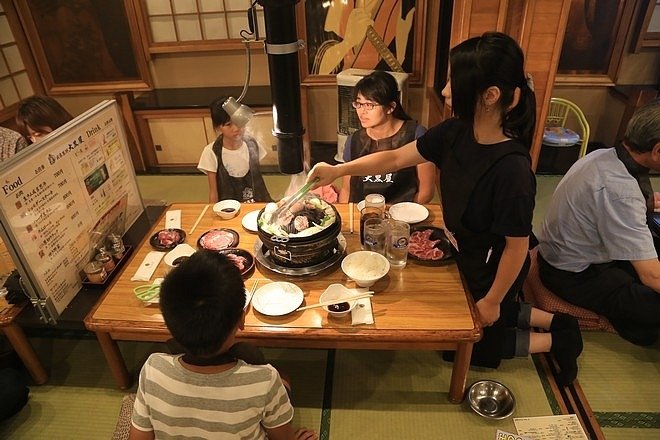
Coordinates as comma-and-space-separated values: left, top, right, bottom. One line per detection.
0, 337, 166, 439
576, 331, 660, 439
328, 350, 554, 440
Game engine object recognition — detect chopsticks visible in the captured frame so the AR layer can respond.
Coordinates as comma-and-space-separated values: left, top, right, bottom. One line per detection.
296, 292, 373, 311
349, 202, 354, 234
270, 178, 319, 225
189, 204, 210, 234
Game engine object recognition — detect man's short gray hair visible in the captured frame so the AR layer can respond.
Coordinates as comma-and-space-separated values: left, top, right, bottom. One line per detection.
624, 98, 660, 153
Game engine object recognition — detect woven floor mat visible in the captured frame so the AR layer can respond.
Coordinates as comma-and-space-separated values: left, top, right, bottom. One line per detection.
326, 350, 553, 440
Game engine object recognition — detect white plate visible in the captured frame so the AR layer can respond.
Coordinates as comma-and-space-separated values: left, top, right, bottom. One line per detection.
389, 202, 429, 224
251, 282, 304, 316
356, 200, 365, 211
163, 243, 196, 267
242, 210, 260, 232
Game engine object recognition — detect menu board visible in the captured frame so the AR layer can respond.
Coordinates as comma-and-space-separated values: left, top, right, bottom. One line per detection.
0, 100, 144, 321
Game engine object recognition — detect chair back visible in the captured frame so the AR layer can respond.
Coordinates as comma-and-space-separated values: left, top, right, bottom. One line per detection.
545, 97, 591, 158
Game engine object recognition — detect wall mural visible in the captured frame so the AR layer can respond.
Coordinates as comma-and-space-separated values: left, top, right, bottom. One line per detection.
300, 0, 424, 83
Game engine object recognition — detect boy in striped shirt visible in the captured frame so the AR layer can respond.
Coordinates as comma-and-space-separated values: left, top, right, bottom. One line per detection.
129, 250, 317, 440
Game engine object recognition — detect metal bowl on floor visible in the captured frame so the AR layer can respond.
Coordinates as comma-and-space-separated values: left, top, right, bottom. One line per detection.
466, 380, 515, 420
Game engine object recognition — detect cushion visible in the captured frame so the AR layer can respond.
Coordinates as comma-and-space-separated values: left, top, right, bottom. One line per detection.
523, 248, 615, 332
112, 393, 136, 440
542, 127, 581, 147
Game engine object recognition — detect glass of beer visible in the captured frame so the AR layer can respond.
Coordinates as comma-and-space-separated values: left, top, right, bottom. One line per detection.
360, 206, 383, 245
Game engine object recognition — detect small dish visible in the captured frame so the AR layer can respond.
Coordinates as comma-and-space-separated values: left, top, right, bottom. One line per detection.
149, 228, 186, 251
213, 199, 241, 219
319, 284, 358, 318
356, 200, 366, 211
389, 202, 429, 224
197, 228, 239, 251
408, 226, 453, 263
241, 209, 260, 232
466, 380, 515, 420
216, 248, 255, 277
251, 282, 304, 316
163, 243, 196, 267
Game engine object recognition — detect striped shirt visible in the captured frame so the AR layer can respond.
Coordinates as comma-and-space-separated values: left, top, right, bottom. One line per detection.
131, 353, 294, 439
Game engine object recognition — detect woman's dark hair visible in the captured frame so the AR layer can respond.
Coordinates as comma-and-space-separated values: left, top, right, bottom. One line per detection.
449, 32, 536, 149
15, 95, 73, 135
209, 96, 231, 128
353, 70, 411, 121
159, 250, 245, 357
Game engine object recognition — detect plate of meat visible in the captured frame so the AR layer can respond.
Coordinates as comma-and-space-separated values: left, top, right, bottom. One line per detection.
150, 228, 187, 251
217, 248, 255, 278
198, 228, 239, 251
408, 226, 453, 264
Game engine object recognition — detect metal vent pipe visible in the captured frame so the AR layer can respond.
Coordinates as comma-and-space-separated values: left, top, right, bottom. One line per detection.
257, 0, 304, 174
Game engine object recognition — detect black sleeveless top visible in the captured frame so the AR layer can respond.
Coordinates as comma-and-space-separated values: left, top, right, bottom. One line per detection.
348, 120, 420, 203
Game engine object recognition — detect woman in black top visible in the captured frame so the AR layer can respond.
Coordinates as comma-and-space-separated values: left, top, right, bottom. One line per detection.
309, 32, 582, 384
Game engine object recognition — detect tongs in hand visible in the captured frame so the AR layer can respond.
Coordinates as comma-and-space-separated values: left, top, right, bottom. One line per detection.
269, 178, 319, 226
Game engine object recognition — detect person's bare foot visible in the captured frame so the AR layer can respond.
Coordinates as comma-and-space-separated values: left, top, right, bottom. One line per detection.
295, 427, 318, 440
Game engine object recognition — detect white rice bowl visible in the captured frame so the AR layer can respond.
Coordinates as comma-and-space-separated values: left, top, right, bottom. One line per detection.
341, 251, 390, 287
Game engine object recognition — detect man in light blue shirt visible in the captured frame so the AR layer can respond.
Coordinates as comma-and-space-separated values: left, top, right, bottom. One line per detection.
537, 100, 660, 346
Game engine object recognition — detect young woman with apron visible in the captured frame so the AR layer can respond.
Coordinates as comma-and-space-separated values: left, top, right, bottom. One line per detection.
309, 32, 583, 385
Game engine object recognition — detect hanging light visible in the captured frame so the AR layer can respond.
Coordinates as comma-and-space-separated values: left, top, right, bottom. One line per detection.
221, 3, 259, 127
222, 96, 254, 128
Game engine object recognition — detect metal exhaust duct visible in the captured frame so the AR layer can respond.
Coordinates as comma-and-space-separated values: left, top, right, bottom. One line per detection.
257, 0, 304, 174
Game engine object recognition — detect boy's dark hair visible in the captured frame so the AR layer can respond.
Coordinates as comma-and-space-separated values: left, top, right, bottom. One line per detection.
209, 96, 231, 128
352, 70, 411, 121
449, 31, 537, 149
159, 250, 245, 357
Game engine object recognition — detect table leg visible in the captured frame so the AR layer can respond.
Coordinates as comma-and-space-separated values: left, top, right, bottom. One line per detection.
2, 322, 48, 385
449, 341, 473, 403
95, 331, 131, 389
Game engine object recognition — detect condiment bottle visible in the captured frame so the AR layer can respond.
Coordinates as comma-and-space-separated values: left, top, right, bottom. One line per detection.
84, 261, 107, 283
107, 234, 125, 261
95, 247, 115, 272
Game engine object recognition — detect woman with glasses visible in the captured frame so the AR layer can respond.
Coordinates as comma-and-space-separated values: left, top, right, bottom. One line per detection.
16, 96, 73, 144
310, 32, 583, 384
340, 70, 435, 204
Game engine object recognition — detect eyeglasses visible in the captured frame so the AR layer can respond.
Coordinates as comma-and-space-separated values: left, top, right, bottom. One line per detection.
351, 101, 382, 111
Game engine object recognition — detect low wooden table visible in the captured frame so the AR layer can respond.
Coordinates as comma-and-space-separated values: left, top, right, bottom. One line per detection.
0, 300, 48, 385
84, 203, 481, 403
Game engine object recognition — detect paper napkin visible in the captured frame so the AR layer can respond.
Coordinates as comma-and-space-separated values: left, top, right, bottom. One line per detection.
165, 210, 182, 229
131, 251, 165, 282
351, 297, 374, 325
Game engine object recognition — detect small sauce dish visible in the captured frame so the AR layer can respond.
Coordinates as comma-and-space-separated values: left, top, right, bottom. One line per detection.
213, 199, 241, 219
320, 284, 358, 318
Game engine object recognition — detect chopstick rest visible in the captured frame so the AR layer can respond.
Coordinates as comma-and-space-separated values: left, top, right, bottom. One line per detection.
131, 251, 165, 282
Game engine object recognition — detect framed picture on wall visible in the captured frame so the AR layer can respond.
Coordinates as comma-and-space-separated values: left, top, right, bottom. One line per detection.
555, 0, 636, 85
13, 0, 152, 94
296, 0, 427, 85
